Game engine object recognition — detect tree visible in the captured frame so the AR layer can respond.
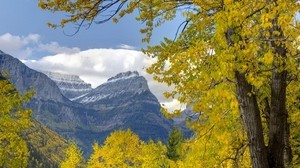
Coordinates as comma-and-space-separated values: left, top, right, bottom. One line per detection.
139, 140, 169, 168
166, 127, 184, 161
0, 77, 32, 167
60, 142, 84, 168
87, 129, 172, 168
87, 129, 141, 168
39, 1, 300, 167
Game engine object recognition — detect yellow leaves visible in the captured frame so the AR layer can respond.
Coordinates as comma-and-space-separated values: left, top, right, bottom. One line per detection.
263, 51, 274, 65
246, 72, 264, 88
112, 17, 118, 23
139, 141, 169, 168
87, 130, 171, 167
0, 79, 32, 168
87, 130, 141, 168
224, 0, 233, 5
39, 0, 300, 166
60, 143, 83, 168
180, 112, 250, 167
260, 13, 273, 29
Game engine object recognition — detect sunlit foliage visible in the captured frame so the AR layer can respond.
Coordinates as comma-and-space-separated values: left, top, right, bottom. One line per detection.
39, 0, 300, 167
87, 130, 170, 168
87, 130, 141, 168
60, 142, 84, 168
0, 78, 32, 167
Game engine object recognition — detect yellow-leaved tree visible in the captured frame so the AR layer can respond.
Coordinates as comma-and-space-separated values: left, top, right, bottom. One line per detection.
60, 142, 84, 168
0, 76, 32, 167
39, 0, 300, 167
87, 129, 170, 168
87, 130, 141, 168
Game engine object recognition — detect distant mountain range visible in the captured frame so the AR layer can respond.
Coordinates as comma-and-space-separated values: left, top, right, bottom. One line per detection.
0, 51, 175, 155
42, 71, 92, 100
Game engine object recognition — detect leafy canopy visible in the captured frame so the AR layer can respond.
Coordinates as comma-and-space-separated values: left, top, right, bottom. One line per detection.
87, 129, 169, 168
39, 0, 300, 166
0, 78, 32, 168
60, 142, 84, 168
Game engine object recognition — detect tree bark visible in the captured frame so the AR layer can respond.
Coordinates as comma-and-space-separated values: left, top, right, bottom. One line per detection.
268, 14, 290, 166
284, 119, 292, 167
235, 71, 269, 168
268, 70, 287, 168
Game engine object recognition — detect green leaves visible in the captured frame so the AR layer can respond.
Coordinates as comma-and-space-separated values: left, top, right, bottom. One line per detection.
166, 127, 184, 161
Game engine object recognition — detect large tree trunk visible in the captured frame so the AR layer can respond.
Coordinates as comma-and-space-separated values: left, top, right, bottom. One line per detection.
268, 70, 288, 168
284, 118, 292, 167
268, 14, 290, 166
235, 71, 269, 168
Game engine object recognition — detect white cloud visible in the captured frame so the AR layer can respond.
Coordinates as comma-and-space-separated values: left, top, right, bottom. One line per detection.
0, 33, 80, 59
117, 44, 137, 50
161, 99, 186, 112
0, 33, 184, 111
0, 33, 40, 58
23, 48, 185, 111
38, 42, 80, 54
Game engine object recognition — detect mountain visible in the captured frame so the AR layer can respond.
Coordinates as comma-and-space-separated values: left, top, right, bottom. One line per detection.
173, 106, 198, 138
0, 51, 92, 152
24, 119, 69, 168
41, 71, 92, 100
74, 71, 172, 141
0, 52, 66, 102
75, 71, 151, 108
0, 51, 173, 156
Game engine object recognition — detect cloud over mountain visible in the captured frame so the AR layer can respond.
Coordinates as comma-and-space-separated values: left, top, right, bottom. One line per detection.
0, 33, 184, 111
22, 48, 184, 111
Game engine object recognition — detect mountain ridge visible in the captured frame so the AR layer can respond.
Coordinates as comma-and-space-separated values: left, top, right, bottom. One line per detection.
41, 71, 92, 100
0, 51, 173, 156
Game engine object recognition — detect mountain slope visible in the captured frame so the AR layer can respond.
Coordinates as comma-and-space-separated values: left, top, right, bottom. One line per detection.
24, 119, 69, 168
0, 53, 65, 102
74, 71, 172, 140
0, 52, 96, 154
42, 71, 92, 100
0, 51, 173, 156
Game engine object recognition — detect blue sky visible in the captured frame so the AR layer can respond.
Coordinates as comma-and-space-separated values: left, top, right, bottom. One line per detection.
0, 0, 182, 57
0, 0, 184, 110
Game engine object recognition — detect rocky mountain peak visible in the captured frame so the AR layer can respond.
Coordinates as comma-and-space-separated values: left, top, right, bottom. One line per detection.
0, 52, 66, 102
107, 71, 139, 82
74, 71, 154, 106
0, 53, 173, 156
42, 71, 83, 82
42, 71, 92, 100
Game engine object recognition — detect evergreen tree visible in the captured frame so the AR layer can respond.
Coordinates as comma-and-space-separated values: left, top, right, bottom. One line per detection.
166, 127, 184, 161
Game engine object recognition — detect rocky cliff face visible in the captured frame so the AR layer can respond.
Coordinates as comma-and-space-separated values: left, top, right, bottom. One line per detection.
0, 51, 91, 136
75, 71, 172, 141
42, 71, 92, 100
0, 51, 173, 155
0, 53, 66, 102
75, 71, 153, 107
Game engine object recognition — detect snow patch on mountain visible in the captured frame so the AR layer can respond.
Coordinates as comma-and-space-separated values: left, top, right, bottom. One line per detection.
42, 71, 92, 99
75, 71, 151, 104
106, 71, 139, 83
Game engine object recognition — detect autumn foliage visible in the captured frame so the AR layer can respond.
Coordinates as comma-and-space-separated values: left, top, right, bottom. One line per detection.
0, 78, 32, 167
36, 0, 300, 167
